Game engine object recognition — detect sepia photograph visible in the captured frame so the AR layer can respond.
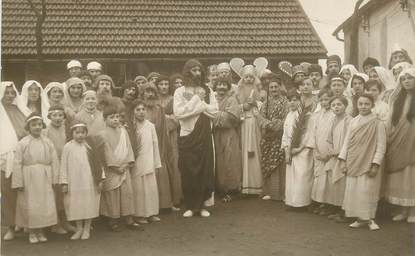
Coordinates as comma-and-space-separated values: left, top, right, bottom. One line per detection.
0, 0, 414, 255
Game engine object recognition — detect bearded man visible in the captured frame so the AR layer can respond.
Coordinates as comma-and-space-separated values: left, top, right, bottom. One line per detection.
173, 59, 218, 218
95, 74, 124, 112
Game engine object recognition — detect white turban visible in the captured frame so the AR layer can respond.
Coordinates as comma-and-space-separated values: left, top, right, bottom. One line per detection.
67, 60, 82, 70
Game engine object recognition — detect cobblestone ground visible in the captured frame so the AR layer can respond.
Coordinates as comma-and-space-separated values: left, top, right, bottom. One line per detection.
2, 198, 414, 256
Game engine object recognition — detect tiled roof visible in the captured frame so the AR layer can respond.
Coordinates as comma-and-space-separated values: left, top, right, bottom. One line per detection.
2, 0, 327, 58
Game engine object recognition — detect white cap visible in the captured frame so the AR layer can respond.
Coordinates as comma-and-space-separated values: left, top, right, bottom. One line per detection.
67, 60, 82, 70
87, 61, 102, 71
217, 62, 231, 71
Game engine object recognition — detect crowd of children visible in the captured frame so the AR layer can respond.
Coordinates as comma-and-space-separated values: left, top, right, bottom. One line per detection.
1, 44, 414, 244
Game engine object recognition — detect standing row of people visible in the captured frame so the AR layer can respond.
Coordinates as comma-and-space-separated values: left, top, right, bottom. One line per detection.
1, 46, 414, 244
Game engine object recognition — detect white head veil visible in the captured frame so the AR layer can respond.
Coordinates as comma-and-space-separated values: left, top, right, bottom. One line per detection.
20, 80, 50, 124
0, 82, 31, 177
340, 64, 359, 96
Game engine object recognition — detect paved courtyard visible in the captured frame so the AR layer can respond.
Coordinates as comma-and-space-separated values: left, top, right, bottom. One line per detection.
2, 198, 414, 256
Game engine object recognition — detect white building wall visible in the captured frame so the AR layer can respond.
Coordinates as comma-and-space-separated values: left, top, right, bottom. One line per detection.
344, 0, 415, 69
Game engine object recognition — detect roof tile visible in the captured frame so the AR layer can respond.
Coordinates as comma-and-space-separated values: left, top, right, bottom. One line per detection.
2, 0, 326, 57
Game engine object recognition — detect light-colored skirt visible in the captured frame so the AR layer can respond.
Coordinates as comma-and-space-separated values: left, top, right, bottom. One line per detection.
385, 164, 415, 207
241, 117, 262, 195
342, 171, 381, 220
15, 165, 57, 229
328, 176, 346, 207
311, 167, 332, 204
285, 148, 313, 207
100, 172, 134, 218
132, 173, 159, 218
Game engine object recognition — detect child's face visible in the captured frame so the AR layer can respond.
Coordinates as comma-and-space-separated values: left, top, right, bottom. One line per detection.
68, 84, 83, 98
174, 78, 183, 89
400, 74, 415, 91
134, 104, 146, 122
218, 69, 230, 79
340, 69, 351, 82
49, 87, 64, 102
299, 79, 313, 95
319, 93, 331, 110
50, 111, 65, 127
294, 73, 306, 84
106, 113, 120, 128
208, 71, 218, 83
243, 74, 255, 85
28, 119, 43, 137
69, 67, 82, 78
309, 72, 322, 86
288, 97, 300, 111
367, 85, 381, 101
363, 64, 374, 75
352, 77, 365, 96
393, 67, 403, 80
327, 62, 340, 74
330, 81, 346, 96
72, 127, 87, 143
28, 84, 40, 103
357, 97, 373, 116
369, 70, 379, 82
119, 111, 126, 125
84, 94, 97, 109
157, 80, 170, 96
89, 69, 101, 79
123, 87, 137, 101
81, 76, 92, 88
391, 51, 406, 66
330, 98, 346, 116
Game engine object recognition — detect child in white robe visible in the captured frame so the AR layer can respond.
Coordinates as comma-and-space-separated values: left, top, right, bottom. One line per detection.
44, 105, 76, 234
282, 89, 314, 210
98, 105, 138, 231
12, 113, 59, 244
326, 96, 352, 222
310, 89, 335, 215
60, 122, 102, 240
339, 94, 386, 230
131, 100, 162, 223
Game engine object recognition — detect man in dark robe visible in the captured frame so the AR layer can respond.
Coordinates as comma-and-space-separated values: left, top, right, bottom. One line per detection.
173, 59, 218, 217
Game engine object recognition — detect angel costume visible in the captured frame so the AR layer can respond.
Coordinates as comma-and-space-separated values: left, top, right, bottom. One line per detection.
234, 64, 263, 195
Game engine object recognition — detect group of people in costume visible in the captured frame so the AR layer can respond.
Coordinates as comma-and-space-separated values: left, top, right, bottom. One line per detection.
1, 43, 414, 244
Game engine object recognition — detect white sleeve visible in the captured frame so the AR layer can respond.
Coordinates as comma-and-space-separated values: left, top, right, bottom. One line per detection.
173, 90, 206, 120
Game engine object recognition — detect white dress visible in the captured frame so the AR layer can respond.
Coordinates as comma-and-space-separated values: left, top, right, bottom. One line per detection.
131, 120, 161, 217
282, 111, 314, 207
60, 140, 100, 221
